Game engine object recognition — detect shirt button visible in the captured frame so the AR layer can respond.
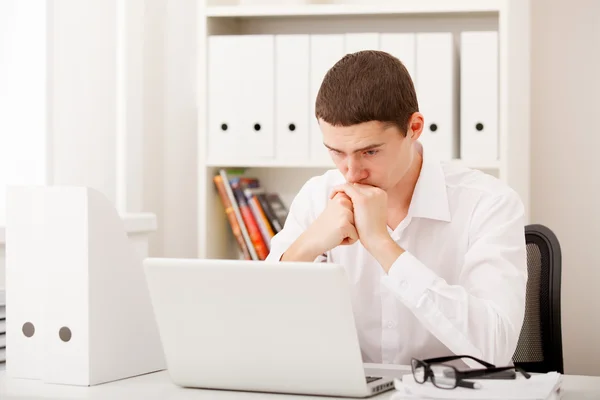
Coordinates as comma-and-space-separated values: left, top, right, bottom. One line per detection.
400, 280, 408, 288
387, 321, 395, 329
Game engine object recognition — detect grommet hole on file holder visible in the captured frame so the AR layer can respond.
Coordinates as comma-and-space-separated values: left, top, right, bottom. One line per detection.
220, 123, 228, 131
59, 326, 72, 342
429, 123, 438, 132
22, 322, 35, 337
254, 123, 261, 131
288, 123, 296, 132
476, 122, 484, 131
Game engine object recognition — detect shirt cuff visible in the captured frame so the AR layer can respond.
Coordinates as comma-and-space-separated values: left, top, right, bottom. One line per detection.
381, 251, 440, 308
265, 247, 285, 262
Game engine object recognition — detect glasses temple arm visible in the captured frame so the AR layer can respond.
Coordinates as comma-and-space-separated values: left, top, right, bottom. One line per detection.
421, 355, 495, 369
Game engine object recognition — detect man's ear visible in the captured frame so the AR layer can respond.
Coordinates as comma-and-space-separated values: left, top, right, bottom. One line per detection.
407, 112, 424, 141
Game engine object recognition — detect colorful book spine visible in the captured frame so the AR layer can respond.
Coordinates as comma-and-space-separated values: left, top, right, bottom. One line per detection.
230, 181, 269, 260
257, 192, 282, 233
218, 169, 258, 260
213, 174, 253, 260
244, 187, 275, 248
265, 193, 289, 228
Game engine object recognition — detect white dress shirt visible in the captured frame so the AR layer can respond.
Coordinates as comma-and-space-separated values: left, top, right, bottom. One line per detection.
266, 146, 527, 367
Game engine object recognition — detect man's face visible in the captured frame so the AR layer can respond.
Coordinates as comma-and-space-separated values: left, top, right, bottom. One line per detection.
320, 119, 417, 191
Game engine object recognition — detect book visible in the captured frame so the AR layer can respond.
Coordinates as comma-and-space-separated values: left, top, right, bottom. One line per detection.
214, 174, 253, 260
265, 193, 289, 228
230, 179, 269, 260
217, 169, 258, 260
244, 186, 275, 249
213, 171, 290, 260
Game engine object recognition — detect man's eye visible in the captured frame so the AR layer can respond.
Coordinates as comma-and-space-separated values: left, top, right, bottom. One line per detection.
365, 150, 379, 156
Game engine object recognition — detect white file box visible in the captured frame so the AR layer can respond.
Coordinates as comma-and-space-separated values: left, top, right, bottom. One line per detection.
208, 35, 241, 160
416, 33, 458, 161
208, 35, 275, 162
275, 34, 310, 162
0, 226, 6, 306
6, 186, 165, 386
309, 34, 345, 164
5, 188, 47, 380
345, 32, 379, 54
380, 33, 416, 86
460, 31, 499, 162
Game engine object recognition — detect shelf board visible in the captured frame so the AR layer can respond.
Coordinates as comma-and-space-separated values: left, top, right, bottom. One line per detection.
448, 159, 501, 170
206, 159, 335, 168
205, 158, 500, 170
205, 1, 501, 18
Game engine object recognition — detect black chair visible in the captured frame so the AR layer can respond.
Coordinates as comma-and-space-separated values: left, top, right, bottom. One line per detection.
512, 224, 564, 373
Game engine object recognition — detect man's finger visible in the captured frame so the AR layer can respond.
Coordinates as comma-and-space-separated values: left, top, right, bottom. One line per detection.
329, 187, 347, 199
332, 191, 351, 201
342, 223, 359, 245
332, 183, 361, 200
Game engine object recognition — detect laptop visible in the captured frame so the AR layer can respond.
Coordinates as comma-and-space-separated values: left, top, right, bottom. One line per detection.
143, 258, 395, 398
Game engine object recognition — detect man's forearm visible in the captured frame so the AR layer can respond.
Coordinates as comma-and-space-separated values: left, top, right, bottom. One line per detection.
280, 233, 323, 262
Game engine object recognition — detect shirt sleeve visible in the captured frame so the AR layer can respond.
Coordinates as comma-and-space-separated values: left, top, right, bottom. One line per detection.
381, 189, 527, 367
266, 177, 327, 263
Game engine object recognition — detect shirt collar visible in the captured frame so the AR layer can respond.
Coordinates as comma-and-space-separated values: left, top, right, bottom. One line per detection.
407, 143, 452, 222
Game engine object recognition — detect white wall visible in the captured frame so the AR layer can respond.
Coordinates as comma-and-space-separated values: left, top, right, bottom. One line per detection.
142, 0, 167, 257
49, 0, 147, 212
161, 0, 198, 258
0, 0, 197, 260
141, 0, 198, 258
531, 0, 600, 376
0, 0, 48, 225
49, 0, 120, 203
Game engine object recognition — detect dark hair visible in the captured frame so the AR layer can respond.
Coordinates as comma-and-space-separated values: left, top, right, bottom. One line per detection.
315, 50, 419, 136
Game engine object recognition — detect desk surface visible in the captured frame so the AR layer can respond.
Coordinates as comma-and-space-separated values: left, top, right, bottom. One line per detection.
1, 364, 600, 399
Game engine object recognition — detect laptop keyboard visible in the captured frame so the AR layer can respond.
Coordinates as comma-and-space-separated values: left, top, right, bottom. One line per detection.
366, 376, 382, 383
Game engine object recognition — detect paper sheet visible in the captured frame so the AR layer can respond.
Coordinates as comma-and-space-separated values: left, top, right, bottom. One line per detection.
392, 372, 562, 400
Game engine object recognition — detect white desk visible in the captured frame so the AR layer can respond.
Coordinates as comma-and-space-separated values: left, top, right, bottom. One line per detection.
1, 364, 600, 399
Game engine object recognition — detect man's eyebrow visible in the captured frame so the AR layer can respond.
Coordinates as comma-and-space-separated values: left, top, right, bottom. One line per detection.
323, 143, 384, 154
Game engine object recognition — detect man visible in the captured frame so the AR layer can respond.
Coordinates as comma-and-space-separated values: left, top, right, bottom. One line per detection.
266, 50, 527, 367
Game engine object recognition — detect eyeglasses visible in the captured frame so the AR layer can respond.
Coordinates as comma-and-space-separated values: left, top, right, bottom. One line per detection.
411, 355, 531, 390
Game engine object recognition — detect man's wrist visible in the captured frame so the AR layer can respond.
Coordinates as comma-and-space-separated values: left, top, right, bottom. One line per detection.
282, 233, 325, 262
367, 235, 405, 273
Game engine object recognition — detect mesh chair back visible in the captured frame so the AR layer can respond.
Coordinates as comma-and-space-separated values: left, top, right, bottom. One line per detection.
512, 224, 564, 373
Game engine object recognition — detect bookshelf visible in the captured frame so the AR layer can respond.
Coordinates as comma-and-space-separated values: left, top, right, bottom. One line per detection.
197, 0, 531, 260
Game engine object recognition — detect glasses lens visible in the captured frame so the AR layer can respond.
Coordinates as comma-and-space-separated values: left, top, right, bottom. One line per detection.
431, 365, 456, 389
411, 360, 426, 383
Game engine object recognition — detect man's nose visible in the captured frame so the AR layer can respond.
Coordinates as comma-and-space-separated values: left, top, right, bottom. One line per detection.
346, 160, 366, 184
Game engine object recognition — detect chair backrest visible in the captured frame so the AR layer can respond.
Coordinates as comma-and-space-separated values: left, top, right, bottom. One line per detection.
512, 224, 564, 373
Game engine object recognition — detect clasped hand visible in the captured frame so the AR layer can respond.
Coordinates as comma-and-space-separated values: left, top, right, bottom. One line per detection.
306, 183, 391, 256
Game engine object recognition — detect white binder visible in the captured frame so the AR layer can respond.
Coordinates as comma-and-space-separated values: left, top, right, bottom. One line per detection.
208, 35, 275, 162
345, 32, 379, 54
415, 33, 458, 161
309, 34, 345, 165
380, 33, 416, 87
275, 34, 310, 162
5, 188, 47, 379
6, 186, 165, 386
460, 31, 499, 162
208, 35, 240, 161
237, 35, 275, 160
